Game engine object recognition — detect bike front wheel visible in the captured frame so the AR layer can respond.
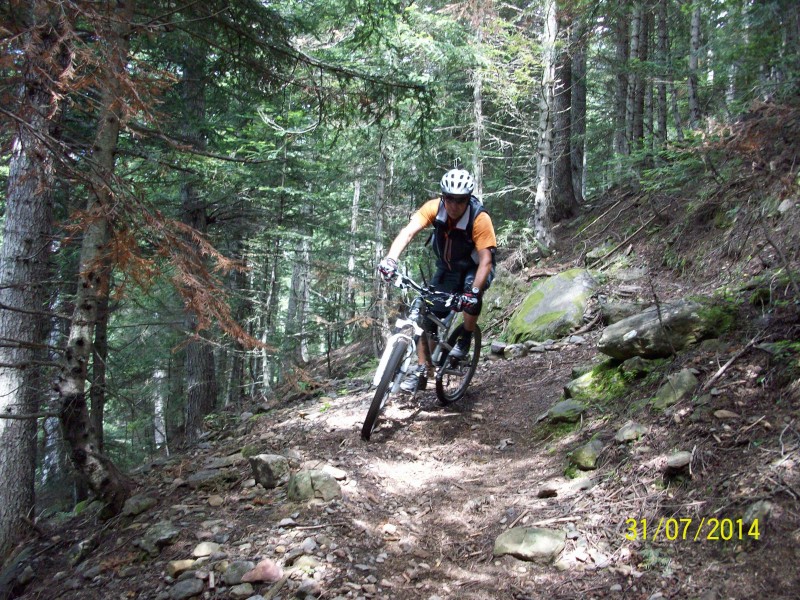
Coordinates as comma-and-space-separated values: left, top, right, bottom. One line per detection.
361, 338, 409, 441
435, 324, 481, 405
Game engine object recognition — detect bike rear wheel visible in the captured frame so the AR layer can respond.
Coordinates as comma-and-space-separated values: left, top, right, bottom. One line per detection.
435, 324, 481, 405
361, 339, 409, 441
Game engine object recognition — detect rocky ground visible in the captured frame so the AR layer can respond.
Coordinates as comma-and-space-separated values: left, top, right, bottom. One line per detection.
4, 103, 800, 600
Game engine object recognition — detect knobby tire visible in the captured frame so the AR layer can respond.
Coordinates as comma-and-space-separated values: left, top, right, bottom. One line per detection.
361, 339, 409, 441
435, 324, 481, 405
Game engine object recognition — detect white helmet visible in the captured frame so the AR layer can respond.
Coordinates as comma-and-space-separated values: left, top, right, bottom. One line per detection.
440, 169, 475, 196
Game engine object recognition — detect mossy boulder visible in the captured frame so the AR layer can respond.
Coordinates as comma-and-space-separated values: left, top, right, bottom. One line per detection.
650, 369, 699, 410
506, 269, 598, 343
564, 360, 625, 402
598, 298, 726, 360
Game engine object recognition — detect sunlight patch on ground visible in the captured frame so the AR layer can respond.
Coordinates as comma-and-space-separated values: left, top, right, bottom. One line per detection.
373, 457, 471, 493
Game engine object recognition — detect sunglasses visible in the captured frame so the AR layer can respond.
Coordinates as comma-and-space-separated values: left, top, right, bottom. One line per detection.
442, 194, 469, 205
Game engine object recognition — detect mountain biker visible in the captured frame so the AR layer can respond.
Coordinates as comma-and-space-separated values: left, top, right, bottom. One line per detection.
378, 168, 497, 393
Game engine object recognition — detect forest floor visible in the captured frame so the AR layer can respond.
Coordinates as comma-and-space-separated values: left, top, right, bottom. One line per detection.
6, 102, 800, 600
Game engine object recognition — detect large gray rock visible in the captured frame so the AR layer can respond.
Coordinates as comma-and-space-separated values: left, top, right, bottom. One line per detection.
169, 578, 204, 600
547, 400, 587, 423
506, 269, 598, 343
598, 299, 717, 360
249, 454, 290, 489
494, 527, 566, 563
136, 521, 180, 556
570, 439, 605, 470
287, 470, 341, 502
650, 369, 699, 410
121, 494, 157, 517
615, 421, 648, 442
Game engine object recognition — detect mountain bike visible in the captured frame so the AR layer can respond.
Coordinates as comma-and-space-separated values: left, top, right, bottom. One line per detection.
361, 272, 481, 441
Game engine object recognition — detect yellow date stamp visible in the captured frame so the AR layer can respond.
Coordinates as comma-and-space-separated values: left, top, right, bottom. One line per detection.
624, 517, 760, 542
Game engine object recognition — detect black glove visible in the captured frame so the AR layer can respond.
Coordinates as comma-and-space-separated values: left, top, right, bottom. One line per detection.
456, 291, 479, 313
378, 257, 398, 282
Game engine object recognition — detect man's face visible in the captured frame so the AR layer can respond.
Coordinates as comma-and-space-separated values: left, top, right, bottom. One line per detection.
442, 194, 470, 220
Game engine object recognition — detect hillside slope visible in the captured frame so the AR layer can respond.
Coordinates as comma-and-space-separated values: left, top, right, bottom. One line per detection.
3, 102, 799, 600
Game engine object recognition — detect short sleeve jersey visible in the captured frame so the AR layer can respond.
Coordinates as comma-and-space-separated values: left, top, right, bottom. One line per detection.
411, 198, 497, 251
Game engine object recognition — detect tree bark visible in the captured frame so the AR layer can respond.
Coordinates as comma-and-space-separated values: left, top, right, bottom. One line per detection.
345, 173, 361, 323
626, 3, 642, 148
89, 291, 110, 453
179, 47, 218, 442
0, 6, 70, 554
285, 199, 312, 366
472, 27, 485, 198
633, 8, 649, 148
152, 369, 168, 454
531, 0, 558, 248
57, 0, 136, 516
613, 1, 631, 162
551, 7, 578, 222
656, 0, 669, 146
687, 3, 702, 128
371, 138, 390, 357
571, 20, 588, 203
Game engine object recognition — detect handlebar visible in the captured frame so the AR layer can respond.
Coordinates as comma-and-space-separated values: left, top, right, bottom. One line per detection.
392, 272, 457, 307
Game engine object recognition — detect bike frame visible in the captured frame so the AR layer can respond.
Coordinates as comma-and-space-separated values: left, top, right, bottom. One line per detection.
372, 274, 457, 391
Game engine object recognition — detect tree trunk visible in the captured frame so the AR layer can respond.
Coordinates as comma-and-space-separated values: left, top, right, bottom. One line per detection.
57, 0, 136, 516
371, 138, 390, 357
551, 8, 578, 222
571, 20, 587, 203
613, 1, 631, 162
285, 203, 312, 366
656, 0, 669, 146
180, 48, 218, 442
633, 9, 649, 148
0, 1, 70, 556
89, 291, 110, 453
152, 369, 168, 455
472, 27, 485, 198
345, 174, 361, 323
531, 0, 558, 248
670, 82, 685, 141
687, 3, 702, 128
626, 3, 642, 147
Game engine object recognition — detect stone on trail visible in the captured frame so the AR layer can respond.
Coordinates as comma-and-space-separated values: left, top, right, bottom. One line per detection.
121, 494, 157, 517
743, 500, 773, 526
664, 451, 693, 477
242, 558, 283, 583
547, 400, 586, 423
229, 583, 254, 598
248, 454, 290, 489
167, 560, 196, 577
615, 421, 648, 443
650, 369, 699, 410
570, 439, 605, 470
223, 560, 256, 585
494, 527, 566, 563
506, 269, 598, 343
169, 578, 204, 600
192, 542, 220, 558
598, 299, 719, 360
287, 469, 342, 502
136, 521, 180, 556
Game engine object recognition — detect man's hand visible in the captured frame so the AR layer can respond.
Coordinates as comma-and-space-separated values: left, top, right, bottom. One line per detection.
456, 291, 479, 314
378, 257, 398, 282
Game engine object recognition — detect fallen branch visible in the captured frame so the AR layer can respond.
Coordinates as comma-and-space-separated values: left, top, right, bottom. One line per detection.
701, 333, 762, 391
571, 312, 602, 336
594, 214, 659, 270
0, 411, 59, 420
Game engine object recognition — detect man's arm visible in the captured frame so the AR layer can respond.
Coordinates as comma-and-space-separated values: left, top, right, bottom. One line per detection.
386, 220, 426, 261
472, 247, 494, 291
